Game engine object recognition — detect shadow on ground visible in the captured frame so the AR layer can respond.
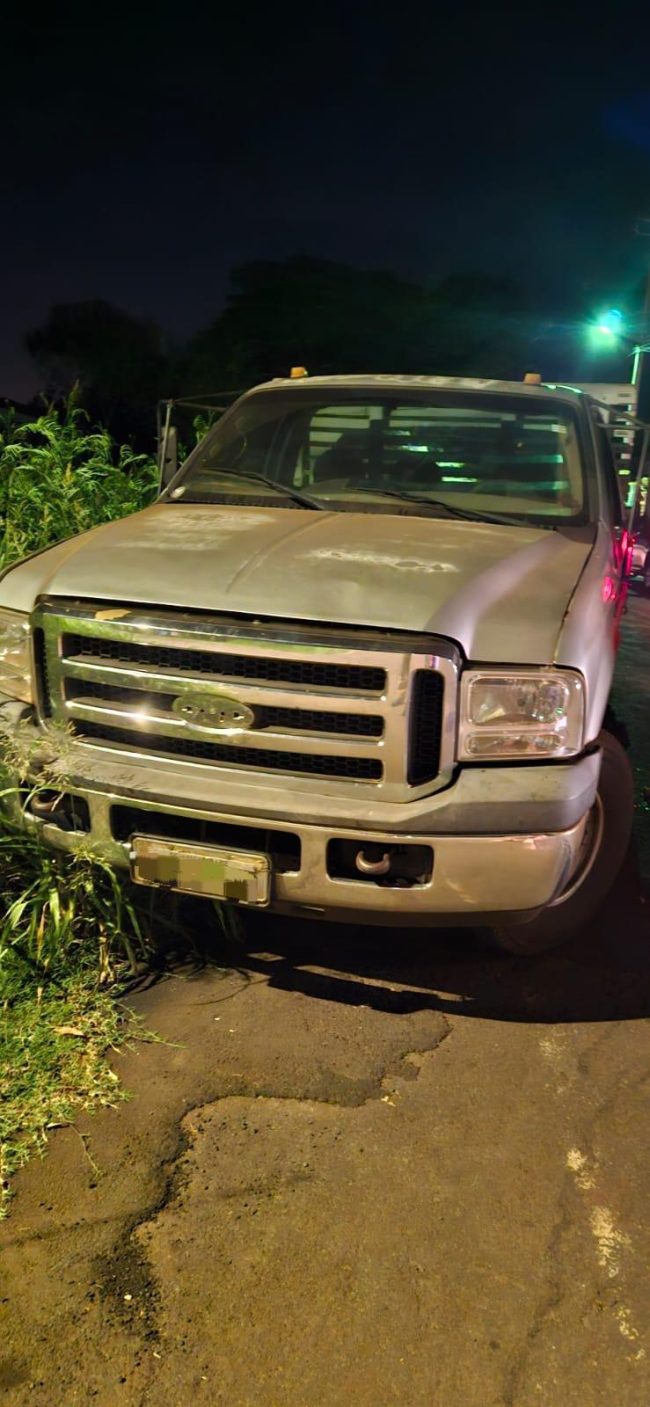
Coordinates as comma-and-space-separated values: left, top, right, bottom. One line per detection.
186, 840, 649, 1029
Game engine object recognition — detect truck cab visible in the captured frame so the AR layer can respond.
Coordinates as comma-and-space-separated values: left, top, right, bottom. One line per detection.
0, 375, 635, 953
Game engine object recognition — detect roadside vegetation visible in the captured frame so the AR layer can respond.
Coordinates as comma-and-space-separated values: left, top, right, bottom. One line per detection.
0, 401, 160, 1215
0, 785, 155, 1214
0, 396, 157, 574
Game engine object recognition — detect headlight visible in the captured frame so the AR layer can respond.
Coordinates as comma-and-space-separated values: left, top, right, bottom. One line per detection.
0, 608, 33, 704
459, 669, 584, 760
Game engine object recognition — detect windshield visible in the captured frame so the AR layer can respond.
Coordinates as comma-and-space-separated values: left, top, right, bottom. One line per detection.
169, 389, 588, 525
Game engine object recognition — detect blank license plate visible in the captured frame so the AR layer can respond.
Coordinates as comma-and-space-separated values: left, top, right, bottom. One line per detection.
129, 836, 271, 905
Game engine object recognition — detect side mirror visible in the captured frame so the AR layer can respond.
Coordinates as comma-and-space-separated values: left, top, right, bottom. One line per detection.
158, 425, 178, 492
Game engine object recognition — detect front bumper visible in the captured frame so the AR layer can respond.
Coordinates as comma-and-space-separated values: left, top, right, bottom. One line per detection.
18, 778, 588, 926
1, 703, 597, 925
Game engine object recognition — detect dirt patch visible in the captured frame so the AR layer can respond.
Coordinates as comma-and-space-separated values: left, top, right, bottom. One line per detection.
0, 1360, 30, 1393
94, 1233, 161, 1342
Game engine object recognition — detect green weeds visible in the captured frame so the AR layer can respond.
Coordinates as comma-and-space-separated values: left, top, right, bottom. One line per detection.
0, 396, 157, 574
0, 403, 159, 1213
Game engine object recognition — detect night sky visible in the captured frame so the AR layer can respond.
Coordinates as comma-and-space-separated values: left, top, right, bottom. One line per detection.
4, 1, 650, 399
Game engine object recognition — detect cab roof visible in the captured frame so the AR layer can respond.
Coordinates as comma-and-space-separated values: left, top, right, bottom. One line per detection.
252, 373, 586, 405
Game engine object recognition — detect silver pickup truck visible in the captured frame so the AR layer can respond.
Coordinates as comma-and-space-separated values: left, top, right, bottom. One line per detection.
0, 375, 636, 953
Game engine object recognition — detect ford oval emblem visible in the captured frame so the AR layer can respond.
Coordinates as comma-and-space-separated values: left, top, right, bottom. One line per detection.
171, 693, 255, 733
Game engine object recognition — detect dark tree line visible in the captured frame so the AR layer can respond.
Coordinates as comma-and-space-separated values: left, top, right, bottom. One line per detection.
25, 258, 549, 447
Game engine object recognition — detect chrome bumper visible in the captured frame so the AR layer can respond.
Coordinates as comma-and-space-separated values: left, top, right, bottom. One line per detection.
1, 701, 596, 924
27, 783, 588, 925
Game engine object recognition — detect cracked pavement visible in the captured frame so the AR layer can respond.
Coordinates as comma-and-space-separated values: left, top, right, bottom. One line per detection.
1, 594, 649, 1406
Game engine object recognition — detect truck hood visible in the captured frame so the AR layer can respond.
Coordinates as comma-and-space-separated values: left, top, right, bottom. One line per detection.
0, 503, 593, 662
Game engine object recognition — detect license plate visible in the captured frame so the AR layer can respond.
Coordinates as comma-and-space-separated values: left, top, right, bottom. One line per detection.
129, 836, 271, 905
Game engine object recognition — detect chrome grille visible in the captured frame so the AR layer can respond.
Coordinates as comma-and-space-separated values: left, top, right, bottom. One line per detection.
62, 634, 387, 692
75, 721, 384, 780
63, 679, 385, 738
34, 602, 459, 800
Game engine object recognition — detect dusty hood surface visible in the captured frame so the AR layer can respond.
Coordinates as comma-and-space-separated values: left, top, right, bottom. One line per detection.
0, 503, 593, 662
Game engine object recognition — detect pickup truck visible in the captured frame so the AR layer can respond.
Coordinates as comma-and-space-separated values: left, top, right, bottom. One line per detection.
0, 375, 635, 953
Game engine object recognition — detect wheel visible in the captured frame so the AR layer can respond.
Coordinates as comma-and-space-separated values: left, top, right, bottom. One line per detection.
644, 557, 650, 594
490, 730, 634, 955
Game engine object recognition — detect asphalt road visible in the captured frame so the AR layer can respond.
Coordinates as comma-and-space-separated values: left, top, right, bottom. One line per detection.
1, 593, 649, 1407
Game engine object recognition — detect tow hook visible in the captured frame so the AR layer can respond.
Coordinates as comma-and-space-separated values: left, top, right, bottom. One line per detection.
327, 839, 433, 887
29, 793, 65, 819
355, 848, 393, 876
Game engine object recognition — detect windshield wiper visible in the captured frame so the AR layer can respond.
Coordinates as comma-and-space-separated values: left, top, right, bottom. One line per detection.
175, 469, 325, 510
346, 486, 530, 527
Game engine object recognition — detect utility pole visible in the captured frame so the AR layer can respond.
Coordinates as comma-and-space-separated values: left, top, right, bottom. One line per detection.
630, 254, 650, 403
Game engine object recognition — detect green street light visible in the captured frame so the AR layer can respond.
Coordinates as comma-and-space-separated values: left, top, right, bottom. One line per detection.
588, 308, 625, 347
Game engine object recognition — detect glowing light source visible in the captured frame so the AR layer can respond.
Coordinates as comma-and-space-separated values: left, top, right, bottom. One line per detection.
588, 308, 625, 349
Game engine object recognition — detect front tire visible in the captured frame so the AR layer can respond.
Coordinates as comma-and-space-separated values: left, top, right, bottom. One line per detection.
490, 731, 634, 955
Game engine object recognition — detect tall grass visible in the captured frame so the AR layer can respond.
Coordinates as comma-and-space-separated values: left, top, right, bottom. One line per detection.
0, 791, 151, 1207
0, 401, 160, 1213
1, 791, 150, 992
0, 395, 158, 575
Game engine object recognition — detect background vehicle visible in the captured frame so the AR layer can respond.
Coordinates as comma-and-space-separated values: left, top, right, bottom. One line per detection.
0, 375, 637, 953
631, 534, 650, 592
